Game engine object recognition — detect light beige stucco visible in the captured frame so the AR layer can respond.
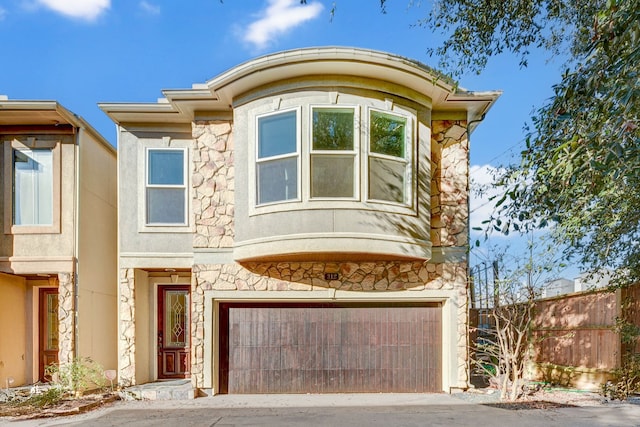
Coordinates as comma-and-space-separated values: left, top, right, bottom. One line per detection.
0, 98, 118, 386
0, 273, 27, 386
0, 135, 75, 274
76, 130, 118, 372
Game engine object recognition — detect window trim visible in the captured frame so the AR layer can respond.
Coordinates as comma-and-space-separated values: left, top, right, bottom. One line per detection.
3, 139, 61, 235
309, 105, 360, 201
254, 107, 301, 207
248, 98, 418, 217
144, 146, 188, 227
366, 107, 414, 207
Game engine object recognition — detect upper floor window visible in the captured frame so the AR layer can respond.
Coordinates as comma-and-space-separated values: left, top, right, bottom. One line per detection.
368, 110, 410, 204
256, 109, 299, 205
311, 107, 357, 198
13, 148, 53, 226
146, 148, 187, 225
250, 99, 414, 211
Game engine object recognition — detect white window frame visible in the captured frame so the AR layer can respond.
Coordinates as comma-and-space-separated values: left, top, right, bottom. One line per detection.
3, 139, 61, 235
255, 107, 301, 207
144, 147, 188, 227
309, 105, 360, 200
366, 107, 414, 207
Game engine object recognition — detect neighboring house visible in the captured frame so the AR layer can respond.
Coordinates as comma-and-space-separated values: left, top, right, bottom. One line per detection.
0, 97, 117, 387
100, 47, 500, 394
574, 270, 612, 292
541, 278, 575, 298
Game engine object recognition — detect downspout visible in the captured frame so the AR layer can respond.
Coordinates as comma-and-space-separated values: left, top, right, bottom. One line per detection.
115, 123, 123, 385
73, 127, 82, 360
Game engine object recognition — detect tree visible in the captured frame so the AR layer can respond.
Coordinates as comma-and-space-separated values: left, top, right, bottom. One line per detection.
413, 0, 640, 286
471, 238, 563, 401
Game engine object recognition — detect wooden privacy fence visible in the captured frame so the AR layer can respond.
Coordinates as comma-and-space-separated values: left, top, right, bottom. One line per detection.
470, 284, 640, 390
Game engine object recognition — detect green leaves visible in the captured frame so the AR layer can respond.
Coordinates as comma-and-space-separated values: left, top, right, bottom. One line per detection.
421, 0, 640, 286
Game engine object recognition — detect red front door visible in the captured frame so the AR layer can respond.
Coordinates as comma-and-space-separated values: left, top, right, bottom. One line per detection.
39, 288, 59, 382
157, 285, 190, 379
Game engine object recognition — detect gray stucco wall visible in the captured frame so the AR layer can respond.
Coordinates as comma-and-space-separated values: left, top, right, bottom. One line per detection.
118, 128, 193, 257
232, 87, 432, 261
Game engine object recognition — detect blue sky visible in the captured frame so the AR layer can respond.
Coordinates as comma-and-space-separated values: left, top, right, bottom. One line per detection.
0, 0, 576, 278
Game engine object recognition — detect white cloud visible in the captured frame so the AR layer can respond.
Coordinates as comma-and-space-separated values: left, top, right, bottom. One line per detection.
244, 0, 323, 49
139, 1, 160, 15
36, 0, 109, 21
469, 164, 504, 234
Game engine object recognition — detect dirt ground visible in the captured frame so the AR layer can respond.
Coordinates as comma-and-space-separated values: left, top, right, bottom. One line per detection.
0, 391, 117, 420
454, 385, 634, 409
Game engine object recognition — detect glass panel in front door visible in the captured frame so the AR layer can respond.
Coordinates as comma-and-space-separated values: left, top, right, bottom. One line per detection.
164, 290, 189, 348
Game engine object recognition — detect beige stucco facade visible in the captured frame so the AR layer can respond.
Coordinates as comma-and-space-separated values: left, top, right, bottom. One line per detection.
102, 47, 499, 394
0, 100, 117, 387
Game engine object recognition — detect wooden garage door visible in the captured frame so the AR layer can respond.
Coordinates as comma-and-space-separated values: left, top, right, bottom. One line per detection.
219, 302, 441, 393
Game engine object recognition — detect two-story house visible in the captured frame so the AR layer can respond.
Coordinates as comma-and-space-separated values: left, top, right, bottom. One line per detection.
0, 97, 117, 387
100, 47, 500, 395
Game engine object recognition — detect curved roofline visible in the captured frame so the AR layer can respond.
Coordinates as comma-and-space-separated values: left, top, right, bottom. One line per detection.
100, 46, 501, 128
205, 46, 457, 92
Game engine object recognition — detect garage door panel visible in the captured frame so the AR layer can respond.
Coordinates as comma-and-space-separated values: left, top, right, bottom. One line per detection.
220, 303, 441, 393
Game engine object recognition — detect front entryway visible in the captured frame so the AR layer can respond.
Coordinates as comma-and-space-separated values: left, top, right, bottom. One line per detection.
218, 302, 442, 393
38, 288, 59, 382
157, 285, 190, 379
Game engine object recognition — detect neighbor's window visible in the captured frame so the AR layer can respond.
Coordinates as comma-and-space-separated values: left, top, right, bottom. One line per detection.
13, 148, 53, 226
368, 110, 409, 204
310, 107, 356, 198
256, 110, 299, 205
146, 148, 186, 224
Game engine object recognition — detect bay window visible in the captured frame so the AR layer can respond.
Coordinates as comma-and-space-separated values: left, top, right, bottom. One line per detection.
252, 100, 414, 210
311, 107, 356, 198
256, 109, 299, 205
368, 110, 410, 204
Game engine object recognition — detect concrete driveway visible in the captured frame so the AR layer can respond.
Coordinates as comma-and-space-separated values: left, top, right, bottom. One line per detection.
3, 393, 640, 427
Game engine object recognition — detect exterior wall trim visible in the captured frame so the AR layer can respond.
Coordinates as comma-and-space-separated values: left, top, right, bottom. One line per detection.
234, 233, 432, 262
0, 256, 75, 274
119, 253, 193, 269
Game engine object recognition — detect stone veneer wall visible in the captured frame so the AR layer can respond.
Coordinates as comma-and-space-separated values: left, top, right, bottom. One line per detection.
431, 119, 470, 387
118, 268, 135, 386
57, 272, 75, 366
187, 119, 472, 391
431, 119, 469, 247
191, 260, 468, 389
192, 121, 234, 249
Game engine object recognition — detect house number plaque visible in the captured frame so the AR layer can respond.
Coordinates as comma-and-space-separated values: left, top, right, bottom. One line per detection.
324, 273, 339, 280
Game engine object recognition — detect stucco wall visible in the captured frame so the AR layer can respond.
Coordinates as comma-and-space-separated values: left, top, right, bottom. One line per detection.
76, 132, 118, 372
0, 273, 27, 386
117, 128, 193, 260
0, 135, 75, 272
231, 89, 432, 261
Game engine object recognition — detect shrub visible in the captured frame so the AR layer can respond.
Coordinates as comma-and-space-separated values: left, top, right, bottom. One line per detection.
601, 353, 640, 400
45, 357, 107, 396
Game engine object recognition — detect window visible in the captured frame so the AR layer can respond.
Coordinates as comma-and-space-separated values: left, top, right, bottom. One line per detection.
250, 100, 414, 212
256, 110, 299, 205
13, 148, 53, 226
146, 148, 187, 225
311, 107, 356, 198
368, 110, 410, 204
